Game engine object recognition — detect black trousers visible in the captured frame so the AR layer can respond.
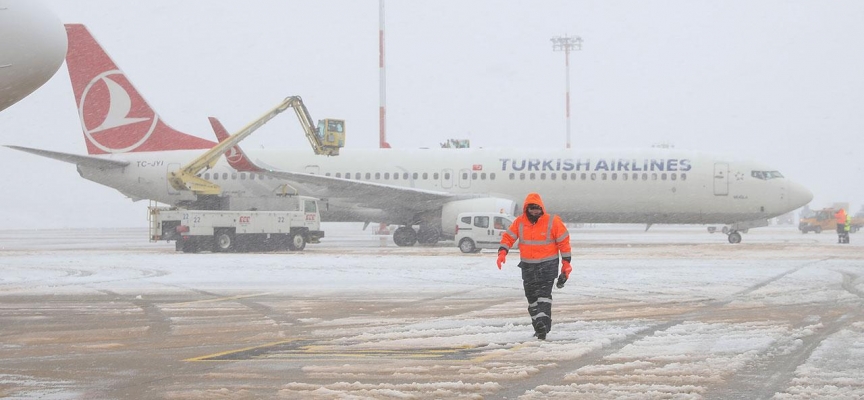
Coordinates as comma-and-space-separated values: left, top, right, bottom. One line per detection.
519, 259, 559, 334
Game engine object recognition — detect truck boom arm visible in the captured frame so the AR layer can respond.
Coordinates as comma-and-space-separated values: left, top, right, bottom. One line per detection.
168, 96, 341, 196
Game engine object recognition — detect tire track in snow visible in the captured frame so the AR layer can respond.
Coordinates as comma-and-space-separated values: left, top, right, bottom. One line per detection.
490, 260, 824, 399
706, 270, 864, 399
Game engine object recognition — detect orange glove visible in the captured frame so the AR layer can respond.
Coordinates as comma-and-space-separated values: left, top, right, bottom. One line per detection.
496, 249, 507, 269
561, 260, 572, 279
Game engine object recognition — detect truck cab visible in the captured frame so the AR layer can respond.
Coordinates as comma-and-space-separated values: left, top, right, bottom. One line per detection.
455, 212, 516, 253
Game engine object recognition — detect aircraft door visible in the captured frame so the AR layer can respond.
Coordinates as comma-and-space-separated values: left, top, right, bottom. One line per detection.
458, 169, 471, 189
167, 163, 180, 195
713, 163, 729, 196
441, 169, 453, 189
305, 165, 320, 175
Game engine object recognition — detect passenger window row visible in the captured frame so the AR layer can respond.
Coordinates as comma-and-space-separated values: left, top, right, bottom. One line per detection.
199, 172, 275, 181
323, 172, 499, 181
197, 170, 687, 183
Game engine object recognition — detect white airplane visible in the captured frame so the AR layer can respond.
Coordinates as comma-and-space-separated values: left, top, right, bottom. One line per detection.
6, 24, 813, 245
0, 0, 67, 112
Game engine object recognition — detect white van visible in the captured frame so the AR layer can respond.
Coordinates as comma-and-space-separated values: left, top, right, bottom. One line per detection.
455, 212, 517, 253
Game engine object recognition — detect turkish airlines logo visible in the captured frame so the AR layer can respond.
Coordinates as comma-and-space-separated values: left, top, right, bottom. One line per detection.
225, 147, 243, 163
79, 70, 158, 153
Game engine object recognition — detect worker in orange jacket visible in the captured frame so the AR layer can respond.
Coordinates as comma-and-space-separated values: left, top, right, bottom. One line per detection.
497, 192, 572, 340
835, 208, 847, 244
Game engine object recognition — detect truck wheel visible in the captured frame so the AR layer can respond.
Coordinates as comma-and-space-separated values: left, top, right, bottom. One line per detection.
814, 226, 822, 234
288, 233, 306, 251
458, 238, 477, 253
214, 230, 235, 252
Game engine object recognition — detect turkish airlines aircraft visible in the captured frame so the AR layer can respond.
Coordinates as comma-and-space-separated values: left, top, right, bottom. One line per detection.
0, 0, 67, 112
6, 24, 813, 245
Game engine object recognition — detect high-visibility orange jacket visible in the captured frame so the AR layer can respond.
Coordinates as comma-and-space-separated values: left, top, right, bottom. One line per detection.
836, 209, 847, 224
500, 193, 571, 263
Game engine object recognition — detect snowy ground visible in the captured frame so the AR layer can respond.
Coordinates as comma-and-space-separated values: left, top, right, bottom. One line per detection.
1, 224, 863, 399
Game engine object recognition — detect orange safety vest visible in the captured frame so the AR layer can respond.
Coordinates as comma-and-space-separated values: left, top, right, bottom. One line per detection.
500, 193, 571, 263
836, 209, 847, 224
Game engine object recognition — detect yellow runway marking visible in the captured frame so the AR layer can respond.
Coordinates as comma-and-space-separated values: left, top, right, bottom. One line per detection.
171, 292, 272, 306
188, 341, 476, 362
185, 339, 298, 362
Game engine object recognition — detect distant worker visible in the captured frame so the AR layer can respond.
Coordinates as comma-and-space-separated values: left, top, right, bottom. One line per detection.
496, 193, 571, 340
843, 213, 852, 244
835, 208, 847, 244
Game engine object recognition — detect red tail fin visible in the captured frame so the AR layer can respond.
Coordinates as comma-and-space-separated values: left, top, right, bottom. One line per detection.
64, 24, 215, 154
208, 117, 263, 172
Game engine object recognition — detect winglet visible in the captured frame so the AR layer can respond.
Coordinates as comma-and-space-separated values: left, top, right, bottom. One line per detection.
208, 117, 263, 172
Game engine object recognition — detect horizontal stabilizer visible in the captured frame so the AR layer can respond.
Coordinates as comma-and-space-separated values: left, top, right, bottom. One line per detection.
5, 145, 129, 169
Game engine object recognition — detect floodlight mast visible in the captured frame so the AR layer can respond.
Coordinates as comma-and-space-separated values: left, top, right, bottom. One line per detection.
379, 0, 390, 149
551, 35, 582, 149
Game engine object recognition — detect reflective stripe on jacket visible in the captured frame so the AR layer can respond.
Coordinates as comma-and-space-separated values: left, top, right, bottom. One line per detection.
500, 192, 571, 263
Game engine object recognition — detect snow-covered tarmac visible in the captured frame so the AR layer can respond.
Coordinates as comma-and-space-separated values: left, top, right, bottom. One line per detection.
1, 224, 863, 399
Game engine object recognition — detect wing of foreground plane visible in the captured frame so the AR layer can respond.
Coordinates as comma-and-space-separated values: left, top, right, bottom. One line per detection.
5, 145, 129, 169
255, 168, 474, 211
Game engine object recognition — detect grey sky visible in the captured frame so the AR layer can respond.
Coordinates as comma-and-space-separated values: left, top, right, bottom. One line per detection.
1, 0, 863, 229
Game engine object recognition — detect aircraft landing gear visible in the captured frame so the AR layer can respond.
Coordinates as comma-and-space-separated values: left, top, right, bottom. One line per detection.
727, 230, 742, 244
417, 225, 440, 245
393, 226, 418, 247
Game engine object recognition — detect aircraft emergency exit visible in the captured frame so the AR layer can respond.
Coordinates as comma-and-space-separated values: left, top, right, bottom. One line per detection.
6, 24, 813, 245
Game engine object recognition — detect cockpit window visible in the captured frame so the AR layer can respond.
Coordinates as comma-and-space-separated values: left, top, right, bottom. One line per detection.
751, 170, 784, 180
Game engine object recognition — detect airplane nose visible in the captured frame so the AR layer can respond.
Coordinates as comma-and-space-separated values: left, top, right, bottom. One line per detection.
787, 181, 813, 209
0, 0, 67, 112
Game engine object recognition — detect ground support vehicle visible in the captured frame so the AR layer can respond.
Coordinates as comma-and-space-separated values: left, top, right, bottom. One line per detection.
799, 208, 862, 234
455, 212, 516, 253
149, 196, 324, 253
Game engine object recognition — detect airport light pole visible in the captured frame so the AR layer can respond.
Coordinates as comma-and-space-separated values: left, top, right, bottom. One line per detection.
379, 0, 391, 149
551, 34, 582, 149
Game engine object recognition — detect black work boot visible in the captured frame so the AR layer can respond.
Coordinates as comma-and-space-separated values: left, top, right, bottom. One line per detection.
534, 322, 547, 340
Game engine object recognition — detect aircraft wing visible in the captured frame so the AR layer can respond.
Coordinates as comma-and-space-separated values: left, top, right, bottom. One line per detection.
5, 145, 129, 169
257, 168, 473, 211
